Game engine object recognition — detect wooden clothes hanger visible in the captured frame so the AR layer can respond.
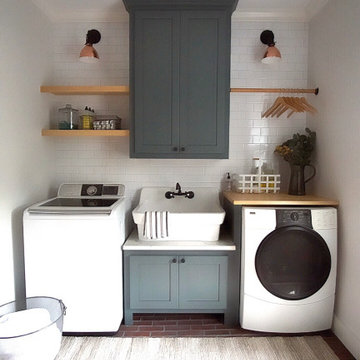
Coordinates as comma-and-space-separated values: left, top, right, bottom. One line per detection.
262, 95, 318, 118
299, 97, 317, 113
287, 97, 318, 117
273, 98, 298, 117
262, 96, 297, 118
286, 97, 306, 118
262, 97, 283, 118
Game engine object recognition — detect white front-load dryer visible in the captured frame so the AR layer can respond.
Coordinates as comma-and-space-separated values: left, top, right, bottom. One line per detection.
240, 207, 337, 333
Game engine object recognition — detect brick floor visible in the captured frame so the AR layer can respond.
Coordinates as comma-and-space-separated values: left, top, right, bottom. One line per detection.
115, 313, 356, 360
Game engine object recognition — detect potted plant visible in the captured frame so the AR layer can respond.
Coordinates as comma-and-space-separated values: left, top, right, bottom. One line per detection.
274, 128, 316, 195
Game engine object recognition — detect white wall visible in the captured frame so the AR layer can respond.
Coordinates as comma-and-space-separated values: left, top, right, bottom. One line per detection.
0, 1, 54, 304
48, 17, 309, 231
308, 1, 360, 358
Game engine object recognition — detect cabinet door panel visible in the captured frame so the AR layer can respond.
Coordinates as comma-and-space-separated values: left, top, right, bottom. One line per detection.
180, 11, 229, 157
133, 11, 180, 155
130, 256, 178, 309
179, 256, 227, 309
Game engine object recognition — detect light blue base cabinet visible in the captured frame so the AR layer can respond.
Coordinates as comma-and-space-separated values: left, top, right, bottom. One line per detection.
129, 255, 179, 309
124, 252, 229, 325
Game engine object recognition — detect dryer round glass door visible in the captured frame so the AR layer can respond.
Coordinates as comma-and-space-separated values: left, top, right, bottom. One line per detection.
255, 226, 331, 300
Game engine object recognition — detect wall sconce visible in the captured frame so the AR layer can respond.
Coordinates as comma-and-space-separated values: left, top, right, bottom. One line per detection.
260, 30, 281, 64
79, 29, 101, 63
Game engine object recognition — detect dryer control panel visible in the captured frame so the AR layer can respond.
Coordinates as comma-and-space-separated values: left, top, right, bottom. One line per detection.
276, 209, 312, 228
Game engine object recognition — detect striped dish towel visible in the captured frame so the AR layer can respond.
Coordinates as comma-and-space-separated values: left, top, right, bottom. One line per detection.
143, 211, 169, 239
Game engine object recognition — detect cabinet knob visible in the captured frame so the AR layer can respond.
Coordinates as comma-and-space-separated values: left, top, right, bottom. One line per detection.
180, 147, 185, 152
172, 147, 178, 152
172, 258, 177, 263
180, 258, 185, 263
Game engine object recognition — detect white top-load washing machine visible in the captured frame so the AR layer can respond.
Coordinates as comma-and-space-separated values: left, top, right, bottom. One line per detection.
241, 207, 337, 333
23, 183, 126, 334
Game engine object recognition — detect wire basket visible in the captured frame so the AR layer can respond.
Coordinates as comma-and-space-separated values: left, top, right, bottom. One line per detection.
232, 174, 281, 193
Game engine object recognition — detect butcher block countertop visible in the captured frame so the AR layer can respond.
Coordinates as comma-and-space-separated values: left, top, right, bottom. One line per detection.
223, 191, 339, 206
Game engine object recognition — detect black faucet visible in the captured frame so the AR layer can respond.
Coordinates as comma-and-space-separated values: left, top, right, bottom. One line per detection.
175, 182, 182, 194
165, 183, 195, 199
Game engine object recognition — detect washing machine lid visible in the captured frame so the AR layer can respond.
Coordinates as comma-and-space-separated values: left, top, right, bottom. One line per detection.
27, 197, 123, 215
39, 198, 118, 207
27, 183, 125, 215
255, 225, 331, 301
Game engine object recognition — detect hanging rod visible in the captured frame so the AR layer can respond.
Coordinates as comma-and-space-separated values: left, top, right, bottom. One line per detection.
230, 87, 319, 95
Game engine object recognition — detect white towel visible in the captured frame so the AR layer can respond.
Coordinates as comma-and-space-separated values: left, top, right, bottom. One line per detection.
159, 211, 169, 238
143, 211, 151, 239
143, 211, 169, 239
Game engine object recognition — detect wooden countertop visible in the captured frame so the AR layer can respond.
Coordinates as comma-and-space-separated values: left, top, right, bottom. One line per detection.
223, 191, 339, 206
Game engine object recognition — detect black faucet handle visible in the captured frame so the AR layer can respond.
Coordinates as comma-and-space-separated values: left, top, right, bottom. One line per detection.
185, 191, 194, 199
176, 182, 181, 193
165, 191, 175, 199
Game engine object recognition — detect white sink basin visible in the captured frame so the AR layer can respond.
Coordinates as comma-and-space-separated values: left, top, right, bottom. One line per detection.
132, 187, 225, 241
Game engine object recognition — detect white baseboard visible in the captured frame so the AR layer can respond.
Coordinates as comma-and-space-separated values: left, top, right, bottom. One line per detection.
333, 314, 359, 359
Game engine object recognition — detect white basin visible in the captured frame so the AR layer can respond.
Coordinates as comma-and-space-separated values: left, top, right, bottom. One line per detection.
132, 187, 225, 241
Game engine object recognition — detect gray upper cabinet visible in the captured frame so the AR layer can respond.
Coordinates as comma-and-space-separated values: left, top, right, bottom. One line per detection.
133, 11, 180, 156
124, 0, 238, 158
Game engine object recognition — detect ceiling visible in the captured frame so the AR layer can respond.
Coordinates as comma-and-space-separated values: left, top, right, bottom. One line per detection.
31, 0, 328, 22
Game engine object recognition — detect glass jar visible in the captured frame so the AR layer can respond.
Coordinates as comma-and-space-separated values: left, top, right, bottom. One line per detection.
58, 104, 79, 130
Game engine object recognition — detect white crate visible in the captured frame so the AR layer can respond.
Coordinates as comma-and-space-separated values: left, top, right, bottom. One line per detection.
232, 174, 281, 193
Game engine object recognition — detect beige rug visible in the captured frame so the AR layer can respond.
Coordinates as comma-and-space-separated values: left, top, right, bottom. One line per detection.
55, 336, 339, 360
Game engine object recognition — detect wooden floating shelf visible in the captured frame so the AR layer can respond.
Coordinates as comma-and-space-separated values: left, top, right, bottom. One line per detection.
40, 85, 130, 95
42, 129, 130, 137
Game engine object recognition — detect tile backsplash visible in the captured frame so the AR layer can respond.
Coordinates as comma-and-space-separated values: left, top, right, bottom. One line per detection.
49, 18, 309, 229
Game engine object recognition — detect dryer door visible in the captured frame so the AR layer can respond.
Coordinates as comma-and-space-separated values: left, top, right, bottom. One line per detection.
255, 226, 331, 300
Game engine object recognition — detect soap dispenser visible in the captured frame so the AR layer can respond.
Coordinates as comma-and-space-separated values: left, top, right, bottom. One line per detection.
223, 172, 232, 191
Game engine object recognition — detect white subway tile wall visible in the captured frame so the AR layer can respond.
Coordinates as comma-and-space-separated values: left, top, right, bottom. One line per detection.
50, 19, 309, 228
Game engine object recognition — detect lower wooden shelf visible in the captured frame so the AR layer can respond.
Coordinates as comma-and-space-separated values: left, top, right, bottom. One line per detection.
40, 85, 129, 95
42, 129, 130, 137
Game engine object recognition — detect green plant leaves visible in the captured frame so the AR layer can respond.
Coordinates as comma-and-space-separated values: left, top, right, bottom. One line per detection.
274, 128, 316, 166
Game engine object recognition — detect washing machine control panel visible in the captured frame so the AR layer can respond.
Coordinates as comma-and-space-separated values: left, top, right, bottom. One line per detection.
81, 184, 124, 196
57, 183, 125, 198
276, 209, 312, 228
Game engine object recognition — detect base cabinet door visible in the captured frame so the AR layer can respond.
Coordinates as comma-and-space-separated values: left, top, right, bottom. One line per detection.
179, 256, 227, 309
130, 256, 178, 309
129, 255, 227, 310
